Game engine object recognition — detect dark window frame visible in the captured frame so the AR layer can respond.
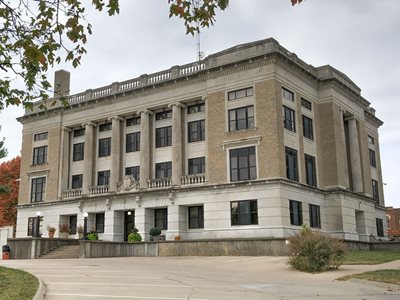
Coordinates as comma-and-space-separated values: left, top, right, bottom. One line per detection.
98, 137, 111, 157
229, 146, 257, 182
282, 87, 294, 101
309, 204, 321, 228
302, 115, 314, 140
154, 208, 168, 230
34, 132, 48, 141
126, 117, 141, 126
31, 177, 46, 203
126, 132, 140, 153
73, 142, 84, 161
369, 149, 377, 168
69, 215, 77, 234
376, 218, 384, 237
71, 174, 83, 189
27, 217, 36, 236
283, 106, 296, 132
188, 206, 204, 229
188, 157, 205, 175
73, 128, 85, 137
125, 166, 140, 181
188, 120, 205, 142
228, 105, 254, 132
155, 110, 172, 120
155, 126, 172, 148
97, 170, 110, 186
99, 123, 112, 132
228, 87, 253, 101
289, 200, 303, 226
301, 98, 312, 110
95, 213, 105, 233
286, 147, 299, 182
305, 154, 317, 187
368, 135, 375, 145
32, 145, 48, 165
155, 162, 172, 179
231, 200, 258, 226
188, 103, 205, 114
372, 179, 379, 202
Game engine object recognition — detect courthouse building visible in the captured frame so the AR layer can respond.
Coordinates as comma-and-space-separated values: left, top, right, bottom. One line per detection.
16, 38, 386, 241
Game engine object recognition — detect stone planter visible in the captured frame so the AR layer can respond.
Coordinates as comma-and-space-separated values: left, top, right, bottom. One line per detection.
48, 231, 55, 238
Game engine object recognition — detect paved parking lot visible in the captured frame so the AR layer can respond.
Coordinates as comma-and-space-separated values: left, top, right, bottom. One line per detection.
1, 256, 400, 299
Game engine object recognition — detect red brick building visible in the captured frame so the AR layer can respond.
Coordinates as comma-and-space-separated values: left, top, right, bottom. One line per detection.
386, 207, 400, 237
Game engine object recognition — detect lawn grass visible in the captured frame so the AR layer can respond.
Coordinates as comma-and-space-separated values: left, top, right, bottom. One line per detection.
338, 269, 400, 285
0, 266, 38, 300
343, 250, 400, 265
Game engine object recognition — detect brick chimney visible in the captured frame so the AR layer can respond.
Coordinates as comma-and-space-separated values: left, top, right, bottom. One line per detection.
54, 70, 70, 97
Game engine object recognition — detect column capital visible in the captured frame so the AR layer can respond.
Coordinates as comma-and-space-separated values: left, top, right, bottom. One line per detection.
81, 121, 97, 128
168, 102, 186, 109
345, 115, 357, 122
62, 127, 72, 132
107, 116, 124, 122
138, 108, 154, 115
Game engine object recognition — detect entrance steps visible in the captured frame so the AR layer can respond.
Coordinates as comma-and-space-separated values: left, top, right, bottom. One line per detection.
39, 245, 80, 259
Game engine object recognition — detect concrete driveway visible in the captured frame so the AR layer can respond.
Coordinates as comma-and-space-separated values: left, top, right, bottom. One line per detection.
1, 256, 399, 299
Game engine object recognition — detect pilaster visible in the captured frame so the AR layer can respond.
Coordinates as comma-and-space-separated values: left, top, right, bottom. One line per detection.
82, 122, 97, 196
169, 102, 185, 186
58, 127, 72, 199
108, 116, 124, 192
347, 116, 363, 193
139, 109, 153, 188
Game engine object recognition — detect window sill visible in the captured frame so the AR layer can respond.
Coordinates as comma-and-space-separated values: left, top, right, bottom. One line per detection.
30, 162, 48, 167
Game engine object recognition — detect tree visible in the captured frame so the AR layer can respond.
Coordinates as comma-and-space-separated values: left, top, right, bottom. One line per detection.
0, 0, 303, 111
0, 156, 20, 227
0, 126, 7, 159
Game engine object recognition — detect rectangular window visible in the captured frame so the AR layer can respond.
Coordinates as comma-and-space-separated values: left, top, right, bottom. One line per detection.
155, 110, 172, 120
230, 146, 257, 182
126, 132, 140, 152
283, 106, 296, 132
188, 206, 204, 229
286, 147, 298, 182
34, 132, 48, 141
372, 179, 379, 202
155, 162, 172, 179
282, 87, 294, 101
229, 105, 254, 131
156, 126, 172, 148
188, 120, 205, 142
31, 177, 46, 203
369, 149, 377, 167
125, 166, 140, 181
228, 87, 253, 101
231, 200, 258, 226
188, 103, 205, 114
95, 213, 105, 233
99, 123, 112, 132
301, 98, 312, 110
97, 170, 110, 186
154, 208, 168, 230
305, 154, 317, 187
126, 117, 141, 126
71, 174, 83, 189
368, 135, 375, 145
290, 200, 303, 226
302, 115, 314, 140
188, 157, 205, 175
27, 217, 36, 236
99, 137, 111, 157
73, 128, 85, 137
73, 143, 84, 161
376, 218, 384, 237
32, 146, 48, 165
69, 215, 77, 234
309, 204, 321, 228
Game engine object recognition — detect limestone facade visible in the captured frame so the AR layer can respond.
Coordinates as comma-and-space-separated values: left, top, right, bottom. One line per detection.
16, 38, 386, 241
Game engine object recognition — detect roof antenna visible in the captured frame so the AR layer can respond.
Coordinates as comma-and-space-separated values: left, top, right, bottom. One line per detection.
194, 0, 204, 62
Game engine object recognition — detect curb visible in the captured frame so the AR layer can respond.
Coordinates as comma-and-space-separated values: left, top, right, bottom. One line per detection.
33, 278, 46, 300
349, 278, 400, 291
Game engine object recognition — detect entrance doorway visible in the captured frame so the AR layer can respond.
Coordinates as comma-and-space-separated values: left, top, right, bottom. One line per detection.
124, 210, 135, 241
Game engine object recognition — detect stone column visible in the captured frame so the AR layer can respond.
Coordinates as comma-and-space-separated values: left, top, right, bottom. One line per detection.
169, 103, 185, 186
82, 122, 97, 196
109, 116, 124, 192
139, 109, 153, 188
347, 116, 363, 193
338, 109, 350, 188
58, 127, 72, 199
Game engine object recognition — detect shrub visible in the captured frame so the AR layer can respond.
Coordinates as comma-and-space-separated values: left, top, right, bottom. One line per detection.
288, 226, 347, 273
149, 227, 161, 237
59, 224, 69, 233
46, 225, 56, 233
128, 232, 142, 243
87, 231, 98, 240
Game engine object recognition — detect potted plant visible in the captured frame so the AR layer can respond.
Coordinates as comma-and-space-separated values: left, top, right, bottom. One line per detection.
87, 231, 98, 241
59, 224, 70, 238
149, 227, 161, 242
77, 225, 84, 239
47, 225, 56, 238
128, 227, 142, 243
174, 234, 181, 241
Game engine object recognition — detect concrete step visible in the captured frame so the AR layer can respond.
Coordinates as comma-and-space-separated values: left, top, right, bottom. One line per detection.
39, 245, 80, 259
